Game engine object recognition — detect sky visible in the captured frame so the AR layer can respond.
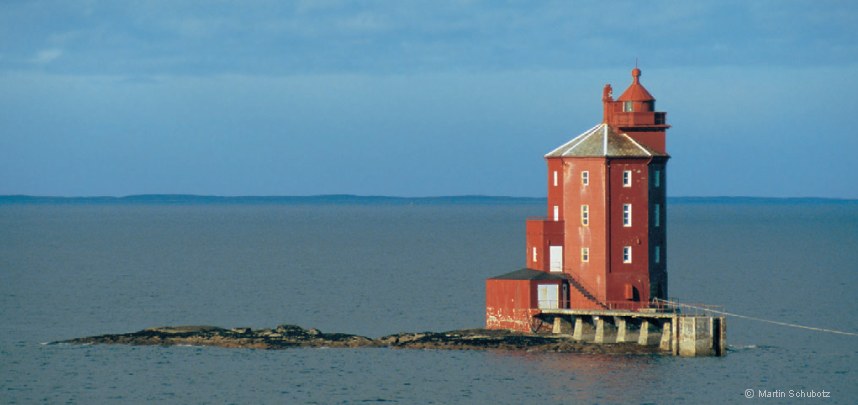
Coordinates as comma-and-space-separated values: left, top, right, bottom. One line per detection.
1, 0, 857, 198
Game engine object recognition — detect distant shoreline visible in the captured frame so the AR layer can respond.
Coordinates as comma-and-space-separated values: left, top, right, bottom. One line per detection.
1, 194, 856, 205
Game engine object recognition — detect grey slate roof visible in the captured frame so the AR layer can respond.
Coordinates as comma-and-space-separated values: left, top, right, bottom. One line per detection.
488, 268, 567, 281
545, 123, 666, 158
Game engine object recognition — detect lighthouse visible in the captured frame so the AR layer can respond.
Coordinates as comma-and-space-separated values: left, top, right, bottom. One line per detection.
486, 67, 671, 330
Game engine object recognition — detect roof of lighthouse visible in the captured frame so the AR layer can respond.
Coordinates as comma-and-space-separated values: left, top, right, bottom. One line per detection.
545, 123, 666, 158
488, 268, 567, 281
617, 67, 655, 101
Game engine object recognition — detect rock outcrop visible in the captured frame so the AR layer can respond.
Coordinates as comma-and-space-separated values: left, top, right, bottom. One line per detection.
56, 324, 660, 354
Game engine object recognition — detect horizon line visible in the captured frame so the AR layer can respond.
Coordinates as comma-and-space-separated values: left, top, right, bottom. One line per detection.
1, 194, 856, 203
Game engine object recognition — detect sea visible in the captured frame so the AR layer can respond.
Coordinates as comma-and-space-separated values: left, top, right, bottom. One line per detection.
1, 196, 856, 404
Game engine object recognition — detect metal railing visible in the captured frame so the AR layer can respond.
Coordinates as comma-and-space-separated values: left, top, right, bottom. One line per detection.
526, 217, 564, 224
652, 298, 725, 316
610, 112, 667, 126
601, 301, 656, 311
566, 274, 601, 304
537, 300, 560, 310
536, 297, 724, 315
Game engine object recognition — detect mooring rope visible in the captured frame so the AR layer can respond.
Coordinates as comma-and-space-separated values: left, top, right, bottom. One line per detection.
657, 299, 858, 337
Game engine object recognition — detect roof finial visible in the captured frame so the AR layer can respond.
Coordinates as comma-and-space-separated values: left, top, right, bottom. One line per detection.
631, 65, 641, 83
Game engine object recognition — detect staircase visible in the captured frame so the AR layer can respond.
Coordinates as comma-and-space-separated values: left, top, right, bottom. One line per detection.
565, 275, 609, 310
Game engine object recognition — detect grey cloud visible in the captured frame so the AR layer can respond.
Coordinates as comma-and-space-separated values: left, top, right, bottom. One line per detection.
1, 0, 856, 77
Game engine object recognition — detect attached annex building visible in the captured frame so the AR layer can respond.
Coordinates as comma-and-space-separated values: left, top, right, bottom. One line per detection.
486, 68, 671, 332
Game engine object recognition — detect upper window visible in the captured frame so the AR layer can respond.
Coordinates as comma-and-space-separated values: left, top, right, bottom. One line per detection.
553, 205, 559, 222
654, 169, 661, 188
553, 171, 558, 187
623, 204, 632, 227
581, 171, 589, 186
623, 101, 633, 112
623, 246, 632, 263
623, 170, 632, 187
654, 245, 661, 264
581, 205, 589, 226
581, 247, 590, 263
532, 247, 538, 263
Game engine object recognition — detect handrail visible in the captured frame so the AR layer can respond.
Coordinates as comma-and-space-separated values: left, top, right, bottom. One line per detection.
652, 298, 725, 316
526, 217, 564, 223
565, 274, 601, 304
537, 299, 560, 310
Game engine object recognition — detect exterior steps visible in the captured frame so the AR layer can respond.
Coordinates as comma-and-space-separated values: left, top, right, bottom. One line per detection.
565, 275, 608, 310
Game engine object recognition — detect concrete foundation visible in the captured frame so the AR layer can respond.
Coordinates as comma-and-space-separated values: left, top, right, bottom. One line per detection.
637, 320, 654, 345
614, 317, 630, 343
594, 317, 617, 343
541, 310, 726, 356
552, 316, 573, 334
659, 320, 673, 352
572, 316, 594, 340
678, 316, 727, 357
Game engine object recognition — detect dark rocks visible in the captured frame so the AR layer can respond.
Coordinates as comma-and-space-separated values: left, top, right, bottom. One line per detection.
56, 325, 661, 355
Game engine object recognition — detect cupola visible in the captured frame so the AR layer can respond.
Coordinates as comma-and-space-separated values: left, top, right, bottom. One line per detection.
616, 68, 655, 112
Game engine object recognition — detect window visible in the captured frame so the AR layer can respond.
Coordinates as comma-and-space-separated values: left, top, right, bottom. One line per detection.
654, 246, 661, 264
623, 101, 633, 112
532, 247, 537, 263
549, 246, 563, 272
654, 204, 661, 227
581, 247, 589, 263
581, 171, 589, 186
537, 284, 559, 309
581, 205, 589, 226
553, 171, 558, 187
623, 204, 632, 227
623, 246, 632, 263
623, 170, 632, 187
553, 205, 559, 222
654, 169, 661, 188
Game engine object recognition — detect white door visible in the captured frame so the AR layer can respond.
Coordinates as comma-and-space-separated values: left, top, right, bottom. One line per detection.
549, 246, 563, 272
538, 284, 559, 309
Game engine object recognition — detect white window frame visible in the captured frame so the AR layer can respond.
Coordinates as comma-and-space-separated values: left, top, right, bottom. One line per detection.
623, 170, 632, 187
581, 205, 589, 226
553, 171, 558, 187
532, 247, 537, 263
549, 246, 563, 273
581, 171, 589, 186
553, 205, 559, 222
623, 101, 633, 112
581, 247, 589, 263
623, 204, 632, 227
623, 246, 632, 263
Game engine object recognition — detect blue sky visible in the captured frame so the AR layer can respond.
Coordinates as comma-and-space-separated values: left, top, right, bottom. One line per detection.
1, 1, 857, 198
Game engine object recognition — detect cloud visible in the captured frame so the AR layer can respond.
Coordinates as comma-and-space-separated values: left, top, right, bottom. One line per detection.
32, 48, 63, 64
1, 1, 857, 77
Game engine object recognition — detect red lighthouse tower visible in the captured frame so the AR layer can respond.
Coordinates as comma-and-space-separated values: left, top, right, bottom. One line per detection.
487, 68, 670, 330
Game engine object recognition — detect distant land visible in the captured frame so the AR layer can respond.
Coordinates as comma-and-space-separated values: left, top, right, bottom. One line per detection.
1, 194, 856, 205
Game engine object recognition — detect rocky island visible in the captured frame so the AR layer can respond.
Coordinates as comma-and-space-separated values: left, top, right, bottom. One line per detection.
56, 324, 661, 355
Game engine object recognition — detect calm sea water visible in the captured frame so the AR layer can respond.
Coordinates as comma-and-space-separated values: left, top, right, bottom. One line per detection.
1, 200, 856, 404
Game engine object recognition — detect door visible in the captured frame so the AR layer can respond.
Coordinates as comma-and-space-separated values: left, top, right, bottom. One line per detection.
538, 284, 559, 309
549, 245, 563, 272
